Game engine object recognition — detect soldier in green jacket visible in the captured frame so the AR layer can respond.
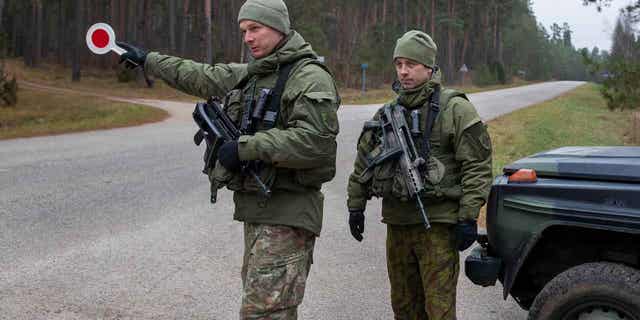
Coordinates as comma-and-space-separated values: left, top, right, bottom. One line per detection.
117, 0, 339, 319
346, 30, 492, 320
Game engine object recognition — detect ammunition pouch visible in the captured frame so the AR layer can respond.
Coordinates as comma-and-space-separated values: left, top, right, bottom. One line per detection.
294, 164, 336, 190
362, 148, 463, 203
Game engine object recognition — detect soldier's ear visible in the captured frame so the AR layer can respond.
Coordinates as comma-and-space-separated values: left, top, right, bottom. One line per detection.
429, 66, 439, 80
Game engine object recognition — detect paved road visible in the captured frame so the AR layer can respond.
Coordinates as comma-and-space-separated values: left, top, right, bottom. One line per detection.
0, 81, 584, 319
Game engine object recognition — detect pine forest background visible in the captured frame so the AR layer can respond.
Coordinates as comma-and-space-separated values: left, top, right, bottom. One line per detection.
0, 0, 610, 88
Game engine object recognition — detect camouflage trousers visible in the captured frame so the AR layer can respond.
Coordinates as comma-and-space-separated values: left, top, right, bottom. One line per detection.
240, 223, 315, 320
386, 223, 459, 320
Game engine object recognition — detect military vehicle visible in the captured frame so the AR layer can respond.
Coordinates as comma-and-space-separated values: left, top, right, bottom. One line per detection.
465, 146, 640, 320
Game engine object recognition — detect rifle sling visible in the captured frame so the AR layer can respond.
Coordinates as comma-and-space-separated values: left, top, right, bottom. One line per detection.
422, 85, 441, 159
263, 62, 296, 128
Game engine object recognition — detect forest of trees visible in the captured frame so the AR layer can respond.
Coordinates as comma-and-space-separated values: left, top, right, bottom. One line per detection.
583, 0, 640, 110
0, 0, 598, 88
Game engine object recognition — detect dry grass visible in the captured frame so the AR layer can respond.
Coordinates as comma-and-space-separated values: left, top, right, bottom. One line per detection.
340, 79, 537, 105
0, 87, 168, 140
7, 58, 538, 105
5, 58, 197, 102
633, 112, 640, 144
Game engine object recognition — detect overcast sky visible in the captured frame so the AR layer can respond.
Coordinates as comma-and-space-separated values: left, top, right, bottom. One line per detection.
530, 0, 634, 51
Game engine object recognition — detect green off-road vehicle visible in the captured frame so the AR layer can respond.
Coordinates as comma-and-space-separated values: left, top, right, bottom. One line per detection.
465, 146, 640, 320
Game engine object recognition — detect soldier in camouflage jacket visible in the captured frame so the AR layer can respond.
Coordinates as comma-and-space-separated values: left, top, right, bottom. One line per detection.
118, 0, 339, 319
346, 30, 492, 320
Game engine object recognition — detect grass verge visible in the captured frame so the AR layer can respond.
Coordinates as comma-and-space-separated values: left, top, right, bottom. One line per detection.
5, 58, 197, 102
340, 79, 537, 105
6, 58, 538, 105
478, 83, 637, 227
488, 83, 636, 175
0, 87, 169, 140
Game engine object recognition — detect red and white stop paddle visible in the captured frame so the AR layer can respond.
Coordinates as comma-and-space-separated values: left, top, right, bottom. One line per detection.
86, 23, 125, 55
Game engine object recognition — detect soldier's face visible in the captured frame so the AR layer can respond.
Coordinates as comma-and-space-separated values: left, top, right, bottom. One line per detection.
240, 20, 285, 59
394, 58, 433, 89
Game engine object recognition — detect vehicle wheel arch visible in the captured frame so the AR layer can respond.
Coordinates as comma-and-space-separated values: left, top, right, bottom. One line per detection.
505, 222, 640, 309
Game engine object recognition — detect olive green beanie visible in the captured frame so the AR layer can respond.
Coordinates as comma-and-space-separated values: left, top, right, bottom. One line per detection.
238, 0, 290, 35
393, 30, 438, 68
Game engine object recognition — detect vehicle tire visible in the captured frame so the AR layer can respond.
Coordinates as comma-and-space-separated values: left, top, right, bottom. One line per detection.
528, 262, 640, 320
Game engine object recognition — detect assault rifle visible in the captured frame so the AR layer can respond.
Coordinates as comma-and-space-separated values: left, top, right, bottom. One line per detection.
368, 103, 432, 230
192, 97, 271, 203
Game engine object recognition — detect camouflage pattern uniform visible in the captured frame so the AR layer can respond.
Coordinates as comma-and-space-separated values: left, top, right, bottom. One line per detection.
144, 2, 339, 317
347, 32, 492, 317
387, 224, 459, 319
241, 224, 315, 319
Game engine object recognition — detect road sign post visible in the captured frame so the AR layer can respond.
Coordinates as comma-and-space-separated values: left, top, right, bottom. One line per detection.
459, 63, 469, 86
361, 63, 368, 96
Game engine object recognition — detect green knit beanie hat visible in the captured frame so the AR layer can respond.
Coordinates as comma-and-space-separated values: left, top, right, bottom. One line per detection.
393, 30, 438, 68
238, 0, 290, 35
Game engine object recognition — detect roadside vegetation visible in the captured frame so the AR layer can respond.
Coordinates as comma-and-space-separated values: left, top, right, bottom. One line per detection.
340, 78, 535, 105
4, 58, 196, 102
478, 83, 637, 227
0, 87, 168, 140
488, 83, 637, 176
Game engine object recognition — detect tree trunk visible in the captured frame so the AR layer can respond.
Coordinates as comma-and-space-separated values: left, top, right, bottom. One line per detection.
144, 0, 152, 47
204, 0, 212, 64
136, 0, 145, 45
72, 0, 83, 81
461, 28, 469, 70
482, 5, 490, 64
382, 0, 387, 24
403, 0, 408, 32
431, 0, 436, 36
447, 0, 455, 82
180, 0, 190, 56
169, 0, 176, 53
0, 0, 5, 29
118, 0, 126, 37
127, 1, 136, 42
0, 0, 5, 57
495, 3, 503, 64
57, 0, 65, 64
494, 3, 499, 61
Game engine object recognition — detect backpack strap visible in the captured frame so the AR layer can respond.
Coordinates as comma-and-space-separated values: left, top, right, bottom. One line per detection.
421, 87, 468, 158
264, 58, 340, 128
262, 62, 296, 128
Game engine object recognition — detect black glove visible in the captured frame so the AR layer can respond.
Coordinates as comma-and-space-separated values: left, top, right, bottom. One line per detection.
349, 210, 365, 242
217, 141, 241, 172
455, 220, 478, 251
116, 41, 148, 69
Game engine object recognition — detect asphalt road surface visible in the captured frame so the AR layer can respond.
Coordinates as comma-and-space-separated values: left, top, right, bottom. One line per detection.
0, 81, 584, 319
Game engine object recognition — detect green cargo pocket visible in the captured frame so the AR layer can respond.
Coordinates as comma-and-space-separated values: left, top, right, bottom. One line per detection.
294, 165, 336, 190
245, 250, 310, 313
391, 166, 412, 201
370, 160, 398, 198
243, 164, 277, 193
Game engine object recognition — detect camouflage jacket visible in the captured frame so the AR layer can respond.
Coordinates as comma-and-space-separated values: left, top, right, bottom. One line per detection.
347, 78, 492, 225
145, 32, 340, 235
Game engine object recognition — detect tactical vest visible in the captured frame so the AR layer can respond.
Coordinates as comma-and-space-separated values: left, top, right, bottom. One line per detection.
362, 88, 468, 202
210, 57, 339, 193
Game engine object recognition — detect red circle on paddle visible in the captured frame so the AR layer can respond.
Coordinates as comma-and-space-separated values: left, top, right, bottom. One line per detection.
91, 29, 110, 48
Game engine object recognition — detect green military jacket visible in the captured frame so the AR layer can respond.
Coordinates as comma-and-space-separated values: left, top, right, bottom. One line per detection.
145, 31, 340, 235
347, 77, 492, 225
